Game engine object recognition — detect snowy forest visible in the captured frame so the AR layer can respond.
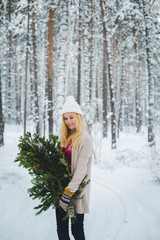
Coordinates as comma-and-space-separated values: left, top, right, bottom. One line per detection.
0, 0, 160, 169
1, 1, 160, 239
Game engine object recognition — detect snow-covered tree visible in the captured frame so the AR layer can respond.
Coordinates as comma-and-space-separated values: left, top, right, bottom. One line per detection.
55, 0, 68, 132
0, 70, 4, 146
47, 4, 54, 137
142, 0, 155, 145
1, 0, 160, 152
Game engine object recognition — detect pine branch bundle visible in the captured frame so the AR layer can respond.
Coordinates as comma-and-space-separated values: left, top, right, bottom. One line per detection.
15, 132, 89, 215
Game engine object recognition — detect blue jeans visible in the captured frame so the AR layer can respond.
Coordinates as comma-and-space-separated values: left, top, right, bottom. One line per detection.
55, 208, 85, 240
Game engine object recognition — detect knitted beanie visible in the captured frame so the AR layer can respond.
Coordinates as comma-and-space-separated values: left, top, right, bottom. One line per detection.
61, 96, 83, 115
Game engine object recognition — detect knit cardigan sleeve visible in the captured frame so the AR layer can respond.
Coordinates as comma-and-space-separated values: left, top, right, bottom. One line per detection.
66, 132, 92, 193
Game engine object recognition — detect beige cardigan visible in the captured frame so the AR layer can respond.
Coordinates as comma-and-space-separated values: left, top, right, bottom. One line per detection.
67, 131, 92, 214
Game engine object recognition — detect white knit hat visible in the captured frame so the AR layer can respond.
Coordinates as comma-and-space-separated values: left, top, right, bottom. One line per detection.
61, 96, 83, 115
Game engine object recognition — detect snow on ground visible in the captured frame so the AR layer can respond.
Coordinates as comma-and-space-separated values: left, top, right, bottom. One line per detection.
1, 124, 160, 240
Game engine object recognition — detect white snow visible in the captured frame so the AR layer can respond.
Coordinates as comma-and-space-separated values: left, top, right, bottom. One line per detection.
1, 124, 160, 240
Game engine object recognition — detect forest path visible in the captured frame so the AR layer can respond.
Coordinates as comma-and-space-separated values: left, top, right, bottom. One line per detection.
86, 166, 160, 240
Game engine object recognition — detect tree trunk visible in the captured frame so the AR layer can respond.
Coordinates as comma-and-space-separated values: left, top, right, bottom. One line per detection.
107, 37, 116, 149
47, 8, 54, 137
117, 29, 124, 138
14, 50, 21, 124
134, 36, 141, 133
100, 0, 108, 138
90, 0, 97, 122
89, 0, 94, 101
77, 0, 81, 104
83, 0, 92, 133
24, 0, 30, 136
100, 0, 116, 148
8, 0, 12, 122
137, 36, 142, 130
0, 67, 4, 146
56, 1, 68, 131
32, 1, 40, 135
142, 0, 155, 145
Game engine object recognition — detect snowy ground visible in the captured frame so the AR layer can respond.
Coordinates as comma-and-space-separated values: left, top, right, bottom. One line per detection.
1, 124, 160, 240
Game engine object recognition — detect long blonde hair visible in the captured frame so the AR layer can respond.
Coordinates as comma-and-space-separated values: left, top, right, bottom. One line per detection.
59, 112, 85, 151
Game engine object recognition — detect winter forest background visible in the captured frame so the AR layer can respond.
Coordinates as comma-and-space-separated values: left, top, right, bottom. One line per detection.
0, 0, 160, 178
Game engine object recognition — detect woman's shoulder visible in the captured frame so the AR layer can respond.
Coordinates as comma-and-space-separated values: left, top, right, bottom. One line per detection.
80, 130, 92, 145
83, 130, 91, 138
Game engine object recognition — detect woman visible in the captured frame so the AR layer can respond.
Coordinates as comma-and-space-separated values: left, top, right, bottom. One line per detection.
56, 96, 92, 240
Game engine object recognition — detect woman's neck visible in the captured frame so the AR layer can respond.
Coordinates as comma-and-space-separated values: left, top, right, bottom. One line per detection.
68, 129, 76, 137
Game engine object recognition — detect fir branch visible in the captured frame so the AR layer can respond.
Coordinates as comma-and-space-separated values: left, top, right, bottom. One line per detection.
15, 132, 89, 218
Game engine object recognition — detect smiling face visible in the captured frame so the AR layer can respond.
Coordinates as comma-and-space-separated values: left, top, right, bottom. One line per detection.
63, 112, 76, 130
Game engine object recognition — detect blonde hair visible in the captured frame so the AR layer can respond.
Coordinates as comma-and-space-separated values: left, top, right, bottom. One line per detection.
59, 112, 85, 151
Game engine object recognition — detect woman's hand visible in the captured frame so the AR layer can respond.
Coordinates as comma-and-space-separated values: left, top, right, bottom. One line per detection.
59, 188, 74, 211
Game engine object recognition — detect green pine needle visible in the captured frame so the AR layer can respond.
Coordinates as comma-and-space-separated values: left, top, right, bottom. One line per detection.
15, 132, 89, 218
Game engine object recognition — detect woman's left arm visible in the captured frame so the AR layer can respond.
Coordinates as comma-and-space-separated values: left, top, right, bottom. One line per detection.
66, 135, 92, 193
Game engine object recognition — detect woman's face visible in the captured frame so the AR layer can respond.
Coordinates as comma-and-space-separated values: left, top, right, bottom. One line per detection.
63, 112, 76, 130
